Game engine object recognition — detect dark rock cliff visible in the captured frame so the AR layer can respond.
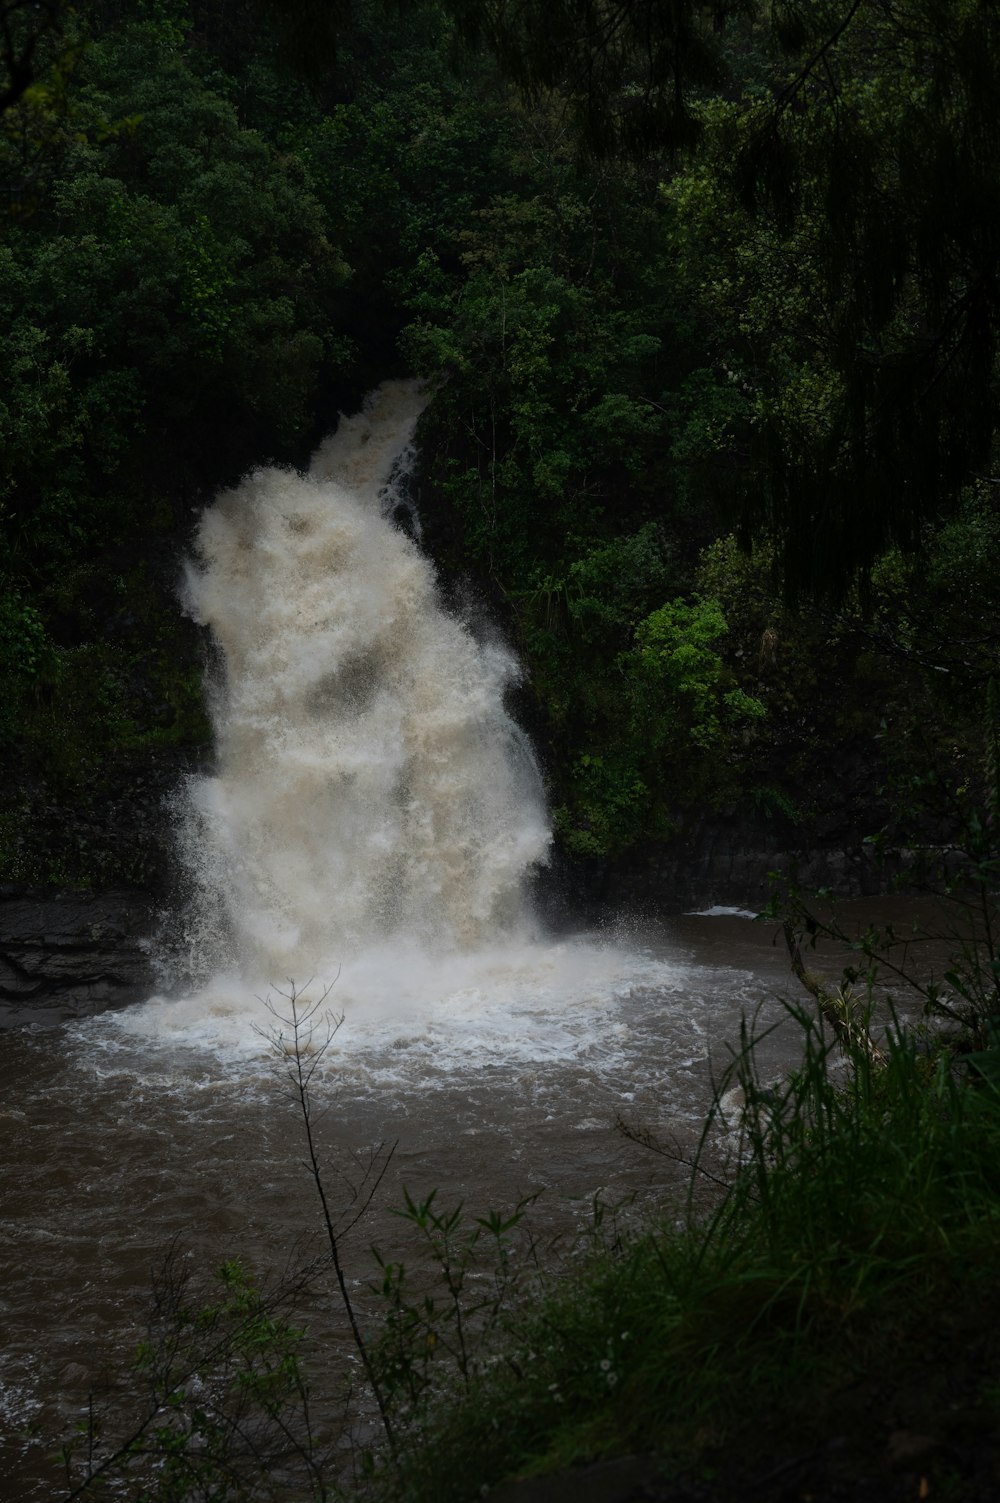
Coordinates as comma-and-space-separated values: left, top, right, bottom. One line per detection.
0, 888, 160, 1027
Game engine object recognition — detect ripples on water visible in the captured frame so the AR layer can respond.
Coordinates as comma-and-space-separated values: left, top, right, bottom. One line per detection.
2, 914, 810, 1496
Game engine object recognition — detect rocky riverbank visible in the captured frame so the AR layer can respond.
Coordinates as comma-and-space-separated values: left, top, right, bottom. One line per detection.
0, 888, 159, 1027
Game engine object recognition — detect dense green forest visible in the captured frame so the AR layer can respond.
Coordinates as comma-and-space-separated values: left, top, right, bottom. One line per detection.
2, 0, 998, 887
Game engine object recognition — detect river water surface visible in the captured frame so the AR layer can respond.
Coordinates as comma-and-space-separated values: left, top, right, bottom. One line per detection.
0, 911, 774, 1490
2, 899, 941, 1499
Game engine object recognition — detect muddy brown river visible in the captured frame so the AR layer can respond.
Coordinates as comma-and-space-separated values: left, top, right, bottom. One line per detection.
1, 900, 943, 1500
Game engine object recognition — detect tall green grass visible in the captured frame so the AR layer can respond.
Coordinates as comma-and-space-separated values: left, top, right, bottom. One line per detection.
376, 1000, 1000, 1501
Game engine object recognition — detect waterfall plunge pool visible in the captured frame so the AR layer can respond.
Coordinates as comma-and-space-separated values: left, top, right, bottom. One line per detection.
1, 900, 938, 1498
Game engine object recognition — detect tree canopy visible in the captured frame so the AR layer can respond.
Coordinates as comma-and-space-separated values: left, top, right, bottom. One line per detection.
417, 0, 1000, 593
1, 0, 997, 880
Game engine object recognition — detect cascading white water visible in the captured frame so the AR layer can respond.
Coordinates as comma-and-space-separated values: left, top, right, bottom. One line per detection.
112, 378, 691, 1061
173, 380, 551, 992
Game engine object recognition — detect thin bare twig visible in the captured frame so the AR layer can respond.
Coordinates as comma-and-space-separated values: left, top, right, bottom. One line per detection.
257, 980, 399, 1460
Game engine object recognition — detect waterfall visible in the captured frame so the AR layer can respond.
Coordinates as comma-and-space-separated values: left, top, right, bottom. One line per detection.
174, 380, 552, 992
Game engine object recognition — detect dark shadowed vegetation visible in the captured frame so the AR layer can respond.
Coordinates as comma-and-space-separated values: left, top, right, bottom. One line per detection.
2, 0, 998, 882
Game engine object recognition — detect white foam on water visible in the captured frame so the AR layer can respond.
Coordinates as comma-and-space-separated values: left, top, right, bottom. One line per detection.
685, 905, 761, 919
0, 1372, 41, 1427
94, 936, 694, 1085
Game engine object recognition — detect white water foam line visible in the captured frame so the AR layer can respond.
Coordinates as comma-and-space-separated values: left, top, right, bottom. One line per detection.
685, 905, 761, 919
86, 938, 695, 1074
68, 954, 795, 1150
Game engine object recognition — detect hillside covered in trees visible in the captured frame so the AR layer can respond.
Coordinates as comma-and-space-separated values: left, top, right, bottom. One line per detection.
2, 0, 998, 894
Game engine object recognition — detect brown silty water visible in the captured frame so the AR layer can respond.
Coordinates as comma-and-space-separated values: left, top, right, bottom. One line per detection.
2, 910, 809, 1498
0, 384, 941, 1498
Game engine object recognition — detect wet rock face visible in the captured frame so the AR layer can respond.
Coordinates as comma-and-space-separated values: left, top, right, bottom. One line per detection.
0, 888, 157, 1026
564, 807, 923, 915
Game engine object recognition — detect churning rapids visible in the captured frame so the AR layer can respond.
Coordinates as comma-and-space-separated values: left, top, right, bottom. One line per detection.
3, 383, 813, 1494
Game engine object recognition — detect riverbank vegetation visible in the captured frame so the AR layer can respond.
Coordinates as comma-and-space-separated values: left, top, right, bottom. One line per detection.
60, 858, 1000, 1500
368, 796, 1000, 1501
379, 1012, 1000, 1502
2, 0, 998, 887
